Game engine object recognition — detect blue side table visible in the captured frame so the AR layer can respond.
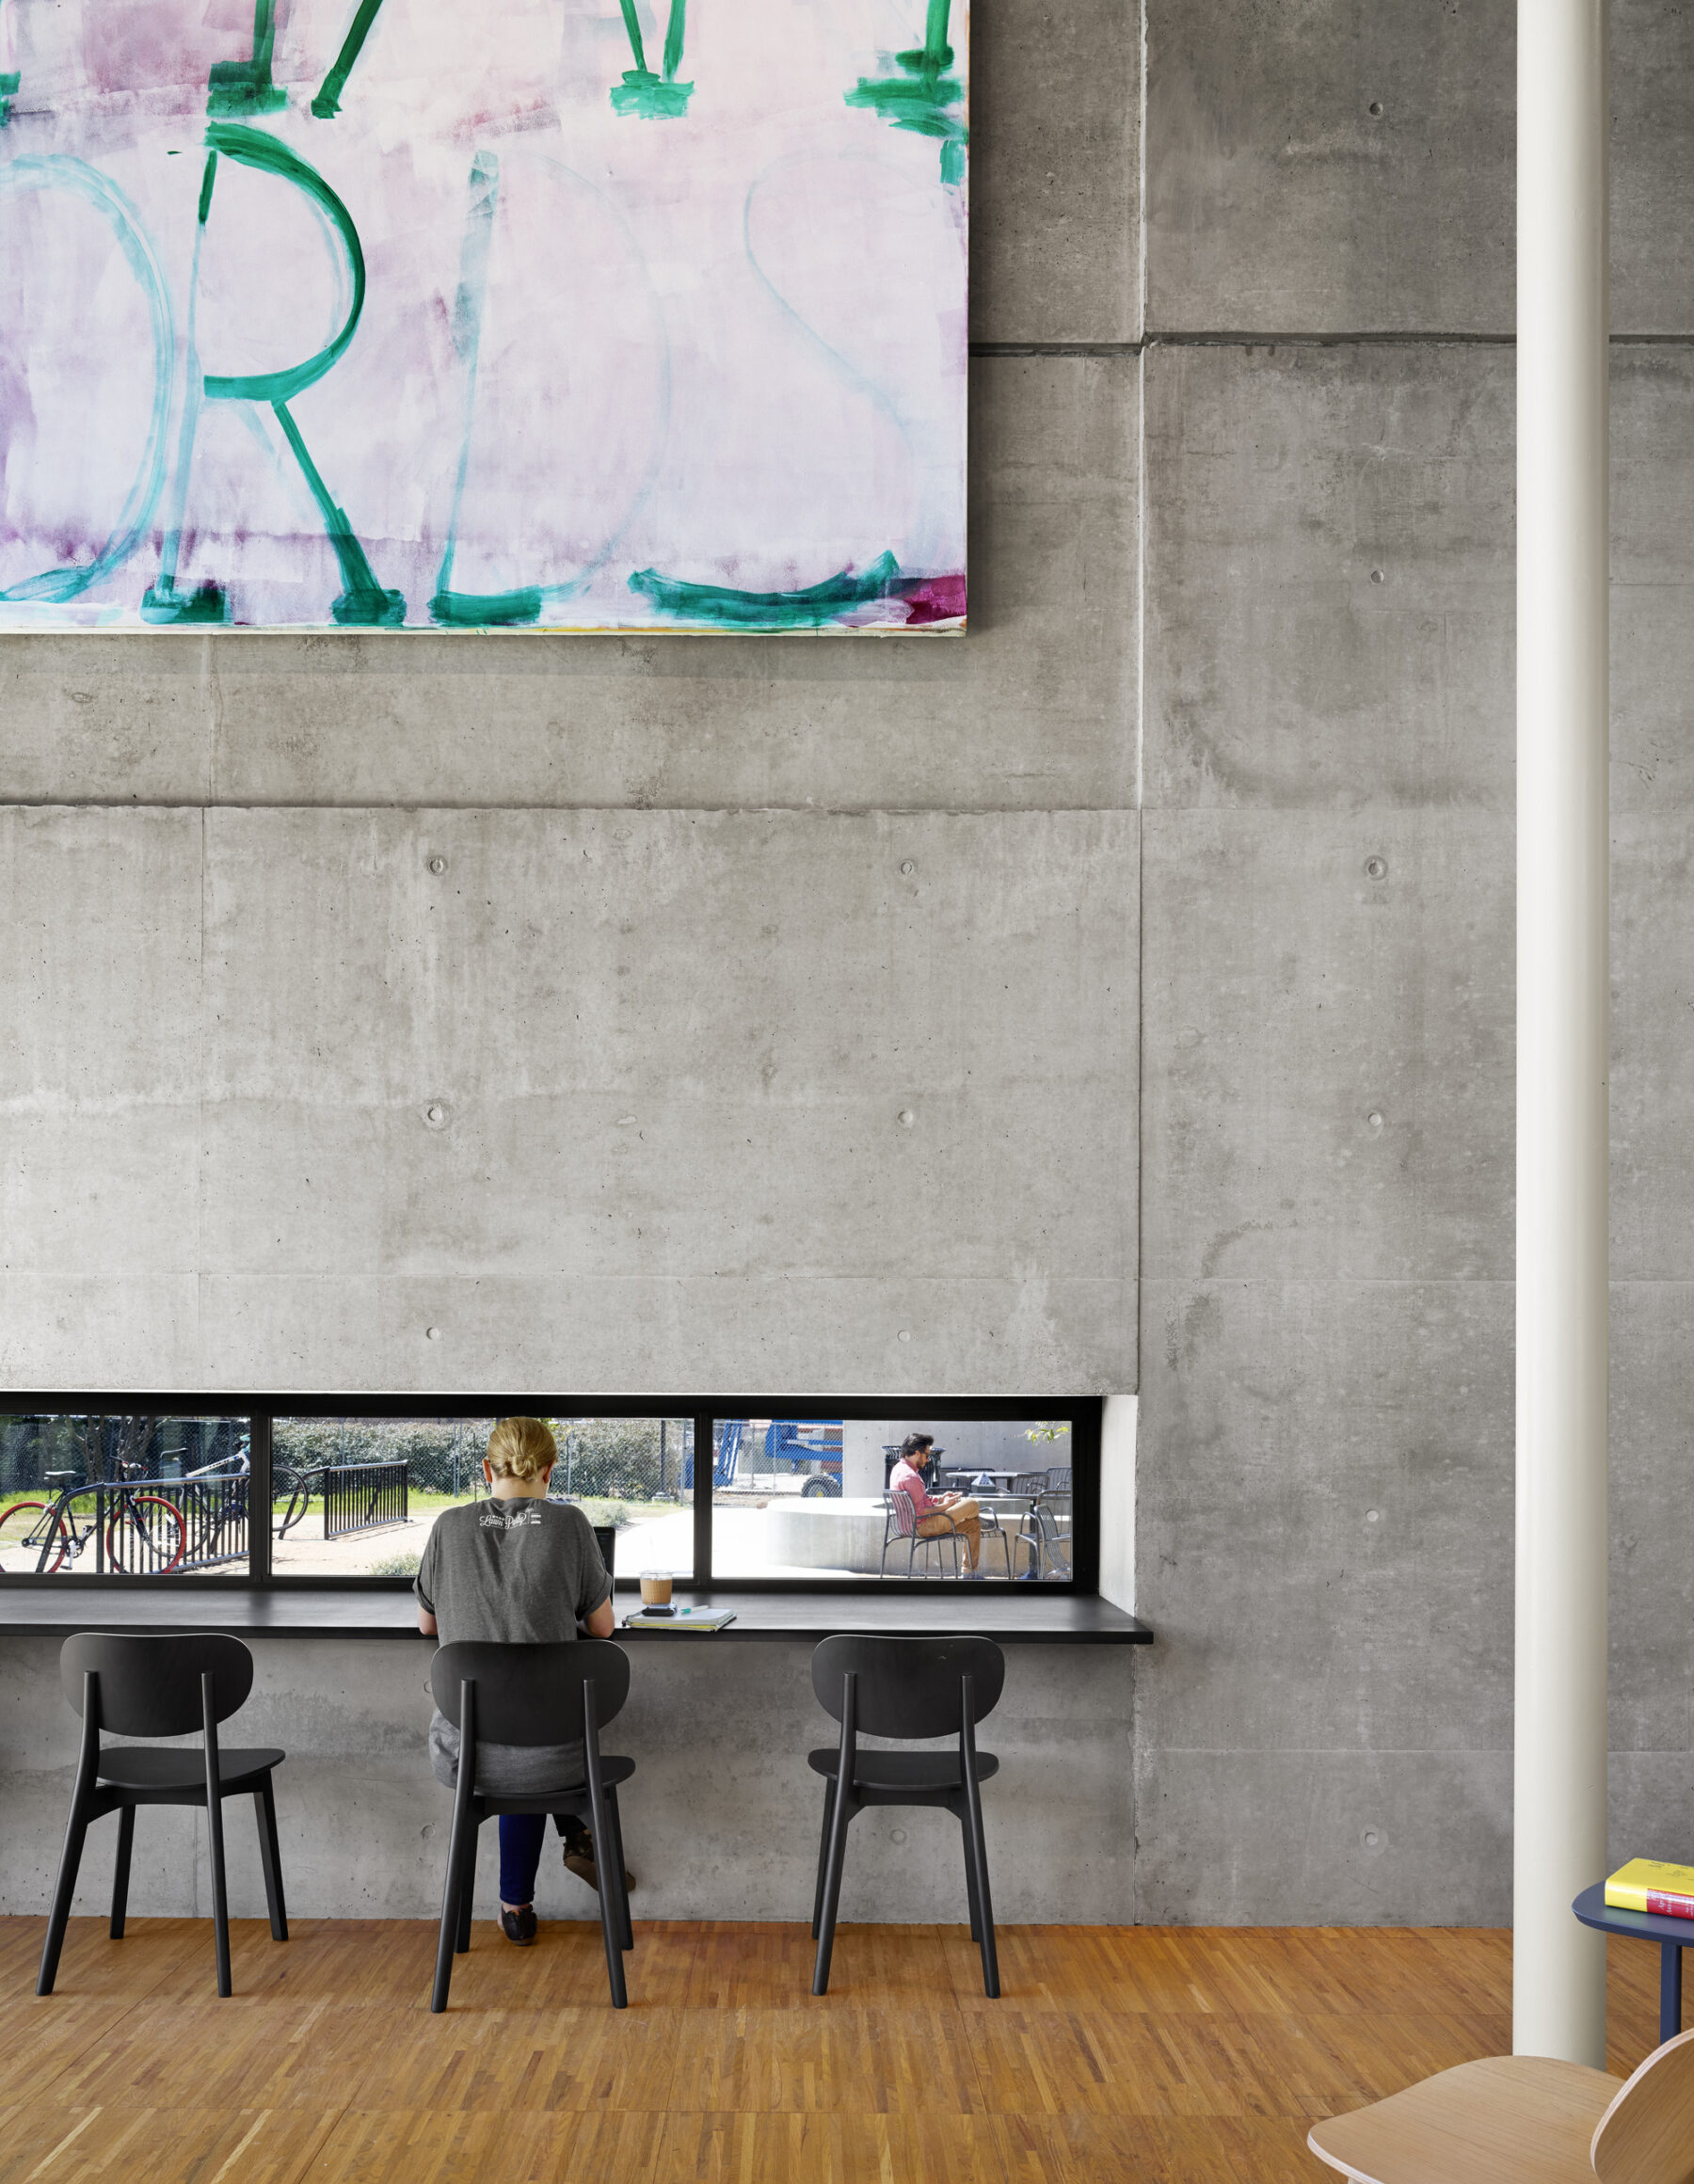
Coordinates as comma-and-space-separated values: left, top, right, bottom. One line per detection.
1573, 1882, 1689, 2046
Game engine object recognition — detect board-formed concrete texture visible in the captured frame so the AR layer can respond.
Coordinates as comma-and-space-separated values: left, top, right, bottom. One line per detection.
5, 0, 1694, 1934
1146, 0, 1694, 338
1143, 343, 1514, 811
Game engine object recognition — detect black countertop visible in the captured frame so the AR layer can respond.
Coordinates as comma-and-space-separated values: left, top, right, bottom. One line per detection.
0, 1585, 1151, 1646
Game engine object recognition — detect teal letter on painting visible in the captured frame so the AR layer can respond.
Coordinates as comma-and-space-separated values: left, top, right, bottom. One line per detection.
612, 0, 693, 119
846, 0, 967, 184
207, 0, 287, 115
145, 124, 404, 626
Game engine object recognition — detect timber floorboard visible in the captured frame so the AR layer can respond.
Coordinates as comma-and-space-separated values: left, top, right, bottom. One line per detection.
0, 1918, 1671, 2182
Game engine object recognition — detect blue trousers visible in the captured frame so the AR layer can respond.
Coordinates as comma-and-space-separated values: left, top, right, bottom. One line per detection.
498, 1813, 587, 1905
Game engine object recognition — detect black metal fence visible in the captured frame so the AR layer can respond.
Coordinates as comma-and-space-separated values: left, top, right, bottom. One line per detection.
276, 1460, 409, 1541
324, 1460, 408, 1539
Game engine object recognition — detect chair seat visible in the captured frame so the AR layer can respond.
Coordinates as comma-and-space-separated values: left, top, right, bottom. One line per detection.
1307, 2054, 1622, 2184
808, 1746, 999, 1791
475, 1754, 635, 1806
97, 1746, 284, 1793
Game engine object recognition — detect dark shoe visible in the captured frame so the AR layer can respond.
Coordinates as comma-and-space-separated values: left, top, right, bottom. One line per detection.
564, 1835, 636, 1894
500, 1905, 538, 1945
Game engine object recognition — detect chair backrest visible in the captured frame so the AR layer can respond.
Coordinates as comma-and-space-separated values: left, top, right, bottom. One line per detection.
60, 1632, 254, 1737
1046, 1465, 1071, 1491
1010, 1471, 1048, 1495
1590, 2027, 1694, 2184
811, 1634, 1005, 1739
429, 1639, 630, 1746
888, 1486, 920, 1538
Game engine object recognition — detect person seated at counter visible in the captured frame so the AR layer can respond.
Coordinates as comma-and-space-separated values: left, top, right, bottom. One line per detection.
888, 1432, 987, 1577
414, 1415, 627, 1945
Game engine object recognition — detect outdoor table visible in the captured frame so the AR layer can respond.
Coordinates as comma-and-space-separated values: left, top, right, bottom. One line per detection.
1572, 1882, 1689, 2045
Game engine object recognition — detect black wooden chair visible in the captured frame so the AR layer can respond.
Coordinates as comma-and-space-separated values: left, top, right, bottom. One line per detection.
39, 1633, 287, 2000
428, 1638, 635, 2012
807, 1634, 1004, 1999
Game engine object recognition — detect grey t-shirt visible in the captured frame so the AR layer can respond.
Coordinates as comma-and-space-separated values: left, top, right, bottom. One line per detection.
416, 1497, 613, 1794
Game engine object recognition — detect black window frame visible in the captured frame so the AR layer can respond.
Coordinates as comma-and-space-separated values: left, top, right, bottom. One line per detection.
0, 1395, 1101, 1596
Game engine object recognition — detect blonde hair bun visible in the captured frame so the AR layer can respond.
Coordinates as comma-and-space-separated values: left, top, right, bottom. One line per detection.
485, 1416, 557, 1482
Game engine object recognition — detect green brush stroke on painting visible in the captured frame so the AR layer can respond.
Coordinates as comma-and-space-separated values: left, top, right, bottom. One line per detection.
273, 399, 406, 625
312, 0, 390, 119
0, 0, 17, 123
140, 579, 230, 623
149, 127, 403, 624
429, 586, 543, 627
207, 0, 287, 115
846, 0, 966, 183
612, 0, 692, 119
630, 551, 902, 630
200, 124, 365, 402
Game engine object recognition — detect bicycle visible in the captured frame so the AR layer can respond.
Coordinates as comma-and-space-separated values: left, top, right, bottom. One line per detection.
0, 1474, 187, 1575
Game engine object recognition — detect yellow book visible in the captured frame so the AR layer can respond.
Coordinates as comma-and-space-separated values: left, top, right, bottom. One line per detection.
1604, 1857, 1694, 1920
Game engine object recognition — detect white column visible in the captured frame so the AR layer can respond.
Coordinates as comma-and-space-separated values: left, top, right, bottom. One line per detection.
1514, 0, 1610, 2066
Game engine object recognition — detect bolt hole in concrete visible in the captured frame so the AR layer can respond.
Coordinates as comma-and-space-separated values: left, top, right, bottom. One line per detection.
897, 1108, 915, 1127
1366, 1509, 1382, 1524
1364, 1829, 1382, 1848
1365, 855, 1387, 880
1366, 1110, 1384, 1131
429, 856, 446, 873
901, 860, 916, 875
1369, 567, 1385, 582
897, 1331, 911, 1343
425, 1326, 442, 1342
1368, 100, 1383, 116
424, 1103, 449, 1128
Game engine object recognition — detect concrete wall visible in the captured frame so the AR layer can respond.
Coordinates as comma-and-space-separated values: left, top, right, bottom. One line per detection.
0, 1635, 1133, 1927
1133, 2, 1694, 1925
5, 2, 1694, 1929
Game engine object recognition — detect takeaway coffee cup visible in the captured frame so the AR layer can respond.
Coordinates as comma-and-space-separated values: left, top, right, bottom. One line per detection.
640, 1570, 673, 1609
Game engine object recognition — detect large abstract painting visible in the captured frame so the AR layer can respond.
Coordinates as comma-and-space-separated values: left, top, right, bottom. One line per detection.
0, 1, 967, 632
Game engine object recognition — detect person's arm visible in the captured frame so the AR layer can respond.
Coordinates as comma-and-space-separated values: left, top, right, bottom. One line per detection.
583, 1597, 615, 1637
418, 1608, 438, 1635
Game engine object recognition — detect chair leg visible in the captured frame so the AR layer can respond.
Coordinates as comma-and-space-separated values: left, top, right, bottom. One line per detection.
959, 1812, 982, 1944
205, 1793, 232, 1999
254, 1777, 288, 1942
811, 1777, 854, 1997
455, 1820, 477, 1954
963, 1774, 999, 2000
583, 1788, 627, 2009
433, 1809, 475, 2013
810, 1783, 834, 1940
602, 1789, 634, 1952
109, 1804, 136, 1940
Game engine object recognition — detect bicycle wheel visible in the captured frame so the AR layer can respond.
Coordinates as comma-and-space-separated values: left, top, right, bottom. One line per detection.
0, 1499, 68, 1574
105, 1493, 186, 1574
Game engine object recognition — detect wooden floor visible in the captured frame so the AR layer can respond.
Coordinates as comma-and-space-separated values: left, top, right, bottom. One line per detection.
0, 1916, 1671, 2183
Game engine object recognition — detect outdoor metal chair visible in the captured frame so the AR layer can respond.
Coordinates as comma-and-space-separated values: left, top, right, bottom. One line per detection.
1017, 1488, 1073, 1580
428, 1638, 635, 2011
879, 1485, 963, 1578
39, 1633, 287, 1999
807, 1634, 1005, 1998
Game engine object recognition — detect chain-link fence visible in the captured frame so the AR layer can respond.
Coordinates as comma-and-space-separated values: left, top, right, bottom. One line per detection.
0, 1416, 248, 1499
